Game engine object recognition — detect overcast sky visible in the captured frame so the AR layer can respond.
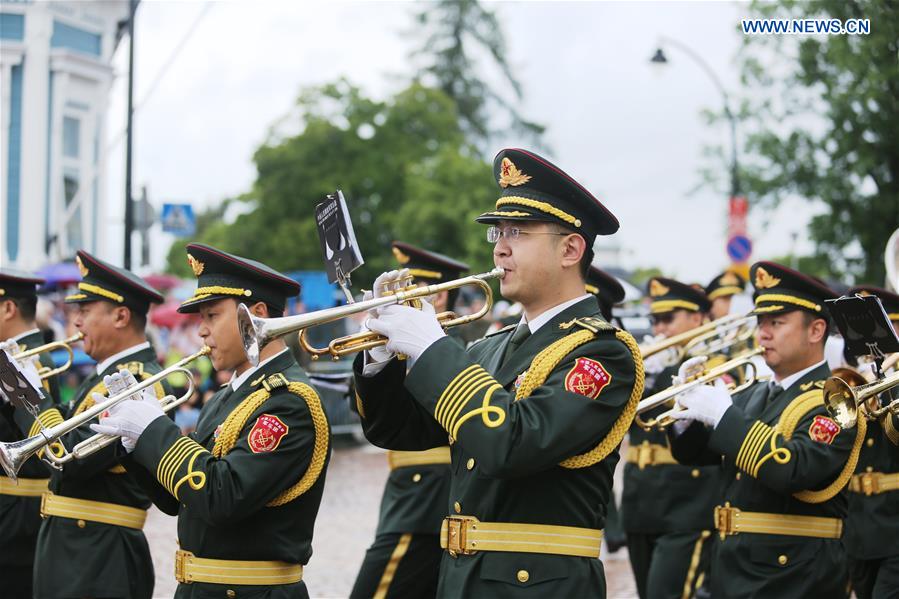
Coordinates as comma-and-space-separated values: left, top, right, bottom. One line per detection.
102, 0, 819, 283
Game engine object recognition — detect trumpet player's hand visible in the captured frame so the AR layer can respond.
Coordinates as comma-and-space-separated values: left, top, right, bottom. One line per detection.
90, 370, 163, 452
675, 355, 708, 386
366, 300, 445, 362
368, 269, 411, 317
641, 335, 678, 375
670, 378, 731, 428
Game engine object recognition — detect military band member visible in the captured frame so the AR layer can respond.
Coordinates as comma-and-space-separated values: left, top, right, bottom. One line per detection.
350, 241, 468, 599
0, 269, 59, 598
705, 271, 747, 321
842, 285, 899, 599
622, 278, 720, 599
669, 261, 857, 598
95, 243, 331, 599
7, 251, 165, 599
354, 148, 643, 597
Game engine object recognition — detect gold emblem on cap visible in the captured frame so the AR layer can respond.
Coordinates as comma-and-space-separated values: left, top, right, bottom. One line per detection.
392, 247, 410, 265
75, 256, 89, 278
721, 272, 740, 286
649, 279, 670, 297
857, 290, 872, 297
187, 254, 205, 277
498, 158, 532, 188
754, 267, 781, 289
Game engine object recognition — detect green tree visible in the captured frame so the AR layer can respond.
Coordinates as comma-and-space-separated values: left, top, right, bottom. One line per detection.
711, 0, 899, 284
411, 0, 545, 147
166, 81, 498, 284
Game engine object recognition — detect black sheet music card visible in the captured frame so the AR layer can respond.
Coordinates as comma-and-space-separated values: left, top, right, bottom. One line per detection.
315, 190, 364, 303
0, 351, 44, 416
826, 294, 899, 364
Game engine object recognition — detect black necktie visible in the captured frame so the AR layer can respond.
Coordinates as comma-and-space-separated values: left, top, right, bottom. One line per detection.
502, 323, 531, 366
766, 381, 783, 403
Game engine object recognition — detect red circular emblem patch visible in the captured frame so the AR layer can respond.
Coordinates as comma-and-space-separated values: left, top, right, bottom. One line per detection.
247, 414, 289, 453
808, 415, 840, 445
564, 358, 612, 399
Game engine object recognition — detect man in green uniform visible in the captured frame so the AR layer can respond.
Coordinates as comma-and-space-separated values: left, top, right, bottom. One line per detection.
354, 148, 643, 597
0, 269, 60, 598
95, 243, 331, 598
7, 251, 165, 598
622, 278, 720, 599
351, 241, 469, 599
705, 271, 747, 321
842, 285, 899, 599
669, 261, 857, 598
585, 265, 628, 553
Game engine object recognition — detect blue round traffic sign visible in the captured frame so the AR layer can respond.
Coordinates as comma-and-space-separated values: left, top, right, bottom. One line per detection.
726, 235, 752, 262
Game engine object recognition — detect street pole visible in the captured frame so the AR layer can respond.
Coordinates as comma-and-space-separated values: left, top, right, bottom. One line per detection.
123, 0, 137, 268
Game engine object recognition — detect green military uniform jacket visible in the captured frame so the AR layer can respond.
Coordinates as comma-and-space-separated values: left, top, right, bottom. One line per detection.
0, 330, 59, 570
622, 363, 722, 534
354, 297, 640, 598
670, 362, 854, 598
126, 350, 331, 599
844, 398, 899, 561
12, 344, 163, 599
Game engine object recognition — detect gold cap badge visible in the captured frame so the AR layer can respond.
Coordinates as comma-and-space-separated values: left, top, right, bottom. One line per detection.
392, 247, 410, 265
650, 279, 670, 297
498, 158, 532, 188
76, 256, 89, 278
754, 267, 781, 289
187, 254, 205, 277
857, 290, 872, 297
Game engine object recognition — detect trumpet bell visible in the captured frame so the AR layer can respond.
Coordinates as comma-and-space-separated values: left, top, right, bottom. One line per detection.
823, 376, 857, 428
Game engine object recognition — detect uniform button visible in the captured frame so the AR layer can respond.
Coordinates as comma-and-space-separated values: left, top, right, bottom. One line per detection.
466, 458, 475, 470
866, 438, 874, 448
735, 473, 742, 480
77, 519, 86, 529
453, 501, 461, 513
778, 554, 788, 566
412, 473, 422, 482
866, 466, 874, 473
691, 469, 700, 478
517, 569, 530, 583
226, 591, 236, 599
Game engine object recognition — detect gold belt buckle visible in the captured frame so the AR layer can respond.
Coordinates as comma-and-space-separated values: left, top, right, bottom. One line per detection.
715, 503, 739, 540
637, 441, 652, 470
444, 516, 477, 557
860, 472, 880, 496
174, 550, 192, 584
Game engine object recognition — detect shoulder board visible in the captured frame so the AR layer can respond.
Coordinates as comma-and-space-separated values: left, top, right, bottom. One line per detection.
484, 324, 516, 339
799, 379, 826, 391
251, 372, 290, 393
558, 316, 615, 335
115, 361, 145, 377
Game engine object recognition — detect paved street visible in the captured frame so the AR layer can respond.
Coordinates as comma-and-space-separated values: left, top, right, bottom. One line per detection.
147, 440, 638, 598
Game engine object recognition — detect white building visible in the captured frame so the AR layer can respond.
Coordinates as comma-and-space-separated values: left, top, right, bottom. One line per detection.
1, 0, 129, 270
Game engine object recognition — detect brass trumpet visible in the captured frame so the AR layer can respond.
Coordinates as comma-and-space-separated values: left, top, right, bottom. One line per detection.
634, 347, 766, 430
824, 369, 899, 429
0, 346, 210, 481
239, 267, 504, 365
11, 332, 84, 380
640, 313, 755, 360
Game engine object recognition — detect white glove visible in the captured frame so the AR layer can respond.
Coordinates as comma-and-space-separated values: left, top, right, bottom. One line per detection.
641, 335, 680, 375
365, 300, 446, 362
675, 356, 708, 386
369, 269, 411, 317
90, 370, 164, 452
670, 378, 732, 428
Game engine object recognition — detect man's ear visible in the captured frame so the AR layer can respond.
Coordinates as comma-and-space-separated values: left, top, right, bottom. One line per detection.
808, 317, 827, 344
0, 299, 15, 322
559, 233, 587, 270
249, 301, 271, 319
111, 305, 132, 330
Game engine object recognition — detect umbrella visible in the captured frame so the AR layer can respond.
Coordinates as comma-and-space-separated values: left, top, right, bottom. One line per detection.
36, 262, 81, 290
144, 273, 182, 292
149, 301, 195, 329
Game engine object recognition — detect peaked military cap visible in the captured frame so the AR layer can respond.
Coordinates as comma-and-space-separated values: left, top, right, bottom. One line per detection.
749, 261, 836, 316
178, 243, 300, 314
848, 285, 899, 322
64, 251, 163, 314
586, 265, 625, 321
475, 148, 619, 245
0, 268, 45, 300
705, 271, 746, 301
647, 276, 711, 315
391, 241, 469, 283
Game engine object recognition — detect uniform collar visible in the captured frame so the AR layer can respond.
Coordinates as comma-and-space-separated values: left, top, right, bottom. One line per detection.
10, 328, 40, 343
776, 359, 827, 392
96, 341, 151, 375
519, 294, 592, 334
230, 348, 289, 392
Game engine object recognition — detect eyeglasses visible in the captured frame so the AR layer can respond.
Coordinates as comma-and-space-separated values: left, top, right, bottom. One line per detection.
650, 312, 676, 326
486, 225, 570, 243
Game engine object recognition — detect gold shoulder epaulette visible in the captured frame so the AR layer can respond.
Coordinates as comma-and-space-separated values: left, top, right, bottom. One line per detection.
559, 316, 614, 334
251, 372, 289, 392
116, 361, 145, 377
